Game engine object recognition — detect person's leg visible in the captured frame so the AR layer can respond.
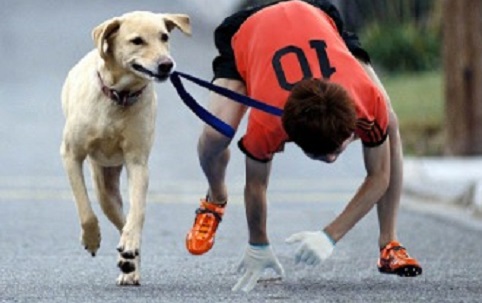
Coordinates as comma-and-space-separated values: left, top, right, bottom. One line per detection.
198, 78, 247, 203
186, 78, 247, 255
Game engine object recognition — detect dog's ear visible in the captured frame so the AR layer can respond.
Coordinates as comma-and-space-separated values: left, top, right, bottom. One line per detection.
163, 14, 191, 36
92, 18, 121, 60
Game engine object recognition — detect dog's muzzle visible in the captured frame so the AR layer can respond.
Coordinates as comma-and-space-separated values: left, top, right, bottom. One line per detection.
132, 62, 173, 82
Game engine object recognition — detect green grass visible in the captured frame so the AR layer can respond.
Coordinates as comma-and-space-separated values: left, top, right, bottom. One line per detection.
381, 70, 445, 155
383, 70, 444, 125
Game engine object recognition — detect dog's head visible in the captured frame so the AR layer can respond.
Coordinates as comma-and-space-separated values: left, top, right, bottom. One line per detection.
92, 11, 191, 82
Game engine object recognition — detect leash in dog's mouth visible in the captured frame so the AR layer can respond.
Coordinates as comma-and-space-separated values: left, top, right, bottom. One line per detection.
132, 63, 170, 82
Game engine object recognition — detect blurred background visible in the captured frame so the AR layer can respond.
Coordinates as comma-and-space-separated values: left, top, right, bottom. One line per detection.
0, 0, 479, 203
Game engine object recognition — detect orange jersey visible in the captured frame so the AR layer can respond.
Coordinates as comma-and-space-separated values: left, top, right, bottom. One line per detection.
215, 0, 388, 161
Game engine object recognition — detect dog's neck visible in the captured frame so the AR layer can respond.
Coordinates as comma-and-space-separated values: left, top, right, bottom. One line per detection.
97, 72, 147, 107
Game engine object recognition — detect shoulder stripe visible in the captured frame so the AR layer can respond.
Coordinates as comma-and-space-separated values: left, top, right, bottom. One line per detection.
356, 119, 387, 144
356, 118, 374, 130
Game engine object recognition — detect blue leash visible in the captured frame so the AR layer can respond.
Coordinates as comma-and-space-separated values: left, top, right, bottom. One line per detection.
170, 71, 283, 138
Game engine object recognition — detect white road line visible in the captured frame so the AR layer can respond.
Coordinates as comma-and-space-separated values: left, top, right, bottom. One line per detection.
0, 189, 353, 204
0, 176, 360, 204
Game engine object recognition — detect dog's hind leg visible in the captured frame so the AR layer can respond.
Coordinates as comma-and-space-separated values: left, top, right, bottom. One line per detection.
61, 147, 101, 257
90, 161, 126, 232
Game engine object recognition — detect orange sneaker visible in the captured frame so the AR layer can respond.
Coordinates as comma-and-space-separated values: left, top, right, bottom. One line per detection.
377, 241, 422, 277
186, 198, 226, 255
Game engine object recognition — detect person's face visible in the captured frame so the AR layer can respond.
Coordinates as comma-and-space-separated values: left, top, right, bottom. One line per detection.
305, 133, 355, 163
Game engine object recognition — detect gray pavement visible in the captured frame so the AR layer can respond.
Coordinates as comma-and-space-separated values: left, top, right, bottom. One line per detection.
2, 1, 482, 302
1, 195, 482, 303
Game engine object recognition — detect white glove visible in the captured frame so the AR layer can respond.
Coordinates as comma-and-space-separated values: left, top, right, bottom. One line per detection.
232, 244, 285, 293
285, 231, 335, 266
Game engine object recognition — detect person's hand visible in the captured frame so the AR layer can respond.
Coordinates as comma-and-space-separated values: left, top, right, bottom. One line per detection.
232, 244, 285, 292
285, 231, 335, 266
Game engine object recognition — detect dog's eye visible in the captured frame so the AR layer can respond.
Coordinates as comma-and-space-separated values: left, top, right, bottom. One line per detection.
130, 37, 145, 45
160, 33, 169, 42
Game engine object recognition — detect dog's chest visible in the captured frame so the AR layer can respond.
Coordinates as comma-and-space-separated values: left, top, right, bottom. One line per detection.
87, 117, 128, 166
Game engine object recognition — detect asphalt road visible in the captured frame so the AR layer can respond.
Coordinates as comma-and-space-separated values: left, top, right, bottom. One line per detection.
1, 1, 482, 302
2, 196, 482, 303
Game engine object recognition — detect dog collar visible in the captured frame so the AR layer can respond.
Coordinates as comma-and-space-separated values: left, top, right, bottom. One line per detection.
97, 72, 146, 107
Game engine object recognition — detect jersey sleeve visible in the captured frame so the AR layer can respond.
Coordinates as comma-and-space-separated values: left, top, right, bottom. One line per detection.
237, 117, 287, 162
355, 91, 389, 147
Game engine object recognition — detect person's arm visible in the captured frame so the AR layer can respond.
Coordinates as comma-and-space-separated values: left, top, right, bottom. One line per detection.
358, 60, 405, 247
286, 138, 390, 265
324, 138, 390, 242
244, 156, 271, 244
232, 156, 284, 292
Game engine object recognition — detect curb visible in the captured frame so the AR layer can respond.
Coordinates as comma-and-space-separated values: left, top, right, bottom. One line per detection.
403, 157, 482, 217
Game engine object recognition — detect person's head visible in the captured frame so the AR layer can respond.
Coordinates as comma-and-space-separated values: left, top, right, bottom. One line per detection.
282, 78, 357, 163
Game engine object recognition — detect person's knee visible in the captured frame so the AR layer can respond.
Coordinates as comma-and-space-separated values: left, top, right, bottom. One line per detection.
244, 180, 268, 198
198, 126, 232, 155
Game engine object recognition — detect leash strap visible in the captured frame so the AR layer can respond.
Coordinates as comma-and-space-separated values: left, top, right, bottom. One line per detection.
170, 71, 283, 138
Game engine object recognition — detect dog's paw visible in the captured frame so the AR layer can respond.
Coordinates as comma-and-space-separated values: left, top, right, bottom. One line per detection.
117, 257, 136, 274
80, 216, 101, 256
116, 271, 140, 286
117, 231, 140, 259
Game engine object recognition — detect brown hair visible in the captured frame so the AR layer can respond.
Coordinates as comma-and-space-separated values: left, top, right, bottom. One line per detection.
282, 78, 357, 155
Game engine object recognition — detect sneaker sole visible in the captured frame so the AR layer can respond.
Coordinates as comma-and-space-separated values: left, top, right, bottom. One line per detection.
186, 240, 215, 255
378, 265, 423, 277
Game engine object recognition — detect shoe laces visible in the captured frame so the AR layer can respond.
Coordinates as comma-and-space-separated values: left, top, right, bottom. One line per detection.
385, 245, 410, 261
194, 207, 221, 235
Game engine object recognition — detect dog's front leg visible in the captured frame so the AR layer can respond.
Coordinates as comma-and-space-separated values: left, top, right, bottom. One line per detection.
116, 159, 148, 285
62, 151, 101, 256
